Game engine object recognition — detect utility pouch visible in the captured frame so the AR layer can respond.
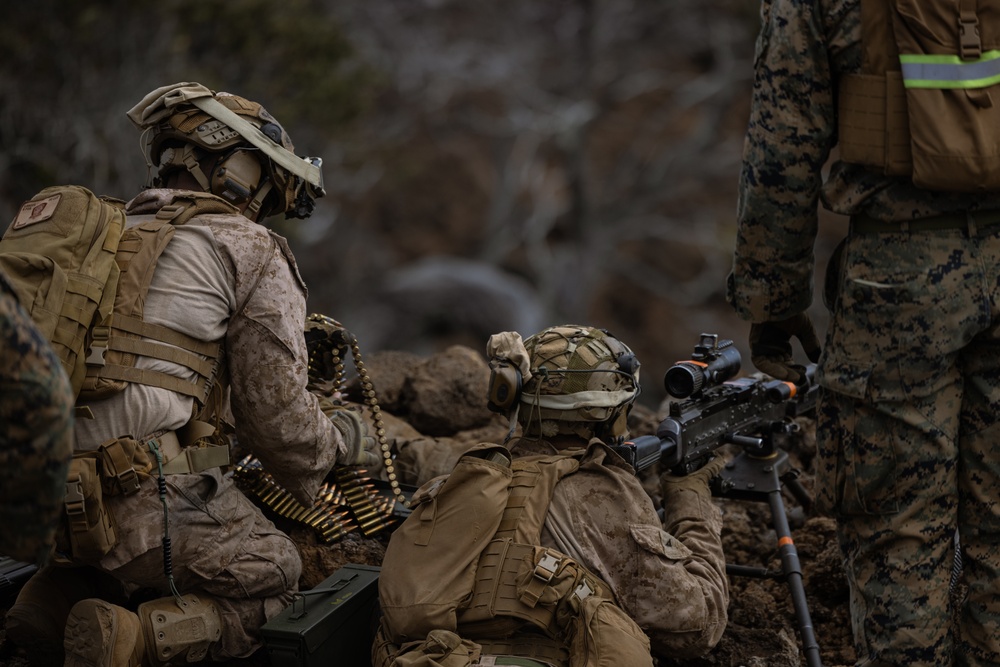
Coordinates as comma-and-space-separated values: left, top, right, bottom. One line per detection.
390, 629, 482, 667
565, 595, 652, 667
61, 455, 118, 561
97, 436, 152, 496
839, 0, 1000, 191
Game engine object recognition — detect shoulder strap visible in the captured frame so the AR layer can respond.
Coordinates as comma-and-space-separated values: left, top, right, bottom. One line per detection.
80, 202, 225, 405
497, 454, 580, 545
862, 0, 898, 74
153, 191, 240, 226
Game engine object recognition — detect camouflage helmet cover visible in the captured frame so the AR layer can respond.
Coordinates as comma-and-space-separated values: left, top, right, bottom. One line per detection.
518, 324, 640, 440
127, 82, 324, 219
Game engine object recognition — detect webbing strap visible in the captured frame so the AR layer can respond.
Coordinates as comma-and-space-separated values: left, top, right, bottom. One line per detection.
160, 443, 230, 475
960, 0, 983, 61
98, 438, 142, 495
104, 337, 216, 378
90, 364, 208, 399
60, 297, 88, 328
476, 657, 552, 667
53, 319, 86, 352
146, 430, 230, 475
66, 275, 104, 304
108, 314, 221, 357
64, 469, 88, 533
851, 209, 1000, 234
189, 96, 323, 188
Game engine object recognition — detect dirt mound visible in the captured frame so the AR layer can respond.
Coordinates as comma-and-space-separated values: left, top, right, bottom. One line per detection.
0, 345, 855, 667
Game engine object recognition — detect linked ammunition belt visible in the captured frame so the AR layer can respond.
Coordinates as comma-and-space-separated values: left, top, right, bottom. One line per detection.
233, 456, 406, 541
235, 313, 413, 540
304, 313, 407, 510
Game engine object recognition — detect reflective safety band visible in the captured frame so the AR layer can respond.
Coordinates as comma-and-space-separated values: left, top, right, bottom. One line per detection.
900, 50, 1000, 89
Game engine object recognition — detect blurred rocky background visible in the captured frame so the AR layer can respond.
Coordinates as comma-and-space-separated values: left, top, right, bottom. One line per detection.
0, 0, 847, 409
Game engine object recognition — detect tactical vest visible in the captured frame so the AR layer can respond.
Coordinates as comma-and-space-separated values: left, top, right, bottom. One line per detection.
80, 191, 234, 407
838, 0, 1000, 191
375, 442, 652, 667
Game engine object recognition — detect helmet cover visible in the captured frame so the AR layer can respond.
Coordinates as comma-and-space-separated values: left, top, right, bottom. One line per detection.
127, 82, 324, 219
518, 324, 640, 440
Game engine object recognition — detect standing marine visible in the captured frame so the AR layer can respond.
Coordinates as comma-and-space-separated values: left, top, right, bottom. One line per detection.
730, 1, 1000, 665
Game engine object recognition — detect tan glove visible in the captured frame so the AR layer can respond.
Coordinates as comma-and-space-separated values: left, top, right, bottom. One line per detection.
748, 312, 821, 384
659, 454, 727, 501
319, 398, 380, 468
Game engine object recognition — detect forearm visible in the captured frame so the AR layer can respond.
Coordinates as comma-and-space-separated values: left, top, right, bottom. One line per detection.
637, 491, 729, 656
729, 0, 836, 322
226, 257, 342, 505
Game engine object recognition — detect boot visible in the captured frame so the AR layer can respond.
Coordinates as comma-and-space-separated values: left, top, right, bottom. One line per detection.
5, 566, 115, 667
63, 593, 223, 667
63, 599, 145, 667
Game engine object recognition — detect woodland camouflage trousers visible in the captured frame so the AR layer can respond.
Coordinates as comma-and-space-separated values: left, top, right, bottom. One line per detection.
815, 221, 1000, 667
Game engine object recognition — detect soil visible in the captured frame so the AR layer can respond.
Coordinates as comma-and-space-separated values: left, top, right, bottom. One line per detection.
0, 346, 856, 667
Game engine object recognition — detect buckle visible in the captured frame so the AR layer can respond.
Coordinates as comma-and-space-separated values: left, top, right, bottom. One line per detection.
86, 326, 109, 367
64, 475, 87, 530
959, 16, 982, 60
533, 552, 562, 583
115, 467, 141, 495
99, 437, 143, 495
573, 580, 595, 601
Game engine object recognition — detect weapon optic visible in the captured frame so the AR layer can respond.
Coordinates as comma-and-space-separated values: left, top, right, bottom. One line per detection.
615, 333, 816, 478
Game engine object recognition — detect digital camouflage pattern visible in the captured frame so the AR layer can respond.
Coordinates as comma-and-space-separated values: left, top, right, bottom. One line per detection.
728, 0, 1000, 323
0, 271, 73, 565
730, 0, 1000, 665
816, 228, 1000, 666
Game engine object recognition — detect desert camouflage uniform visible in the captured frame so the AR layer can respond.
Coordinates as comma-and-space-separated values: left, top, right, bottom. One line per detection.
729, 0, 1000, 665
0, 271, 73, 565
65, 188, 347, 660
508, 437, 729, 658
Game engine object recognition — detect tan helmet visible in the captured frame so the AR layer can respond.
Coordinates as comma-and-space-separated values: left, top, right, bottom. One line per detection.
127, 82, 325, 220
488, 325, 640, 442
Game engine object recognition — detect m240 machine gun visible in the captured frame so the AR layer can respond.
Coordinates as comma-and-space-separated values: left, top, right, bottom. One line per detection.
614, 333, 824, 667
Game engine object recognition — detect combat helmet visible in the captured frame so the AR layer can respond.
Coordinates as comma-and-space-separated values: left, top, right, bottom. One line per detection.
487, 324, 640, 443
127, 82, 325, 220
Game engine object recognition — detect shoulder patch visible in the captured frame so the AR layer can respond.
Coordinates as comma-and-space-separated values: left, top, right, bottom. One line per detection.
12, 194, 61, 230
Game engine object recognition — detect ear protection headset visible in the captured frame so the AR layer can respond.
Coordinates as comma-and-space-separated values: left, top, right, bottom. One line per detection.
487, 358, 522, 413
210, 148, 264, 206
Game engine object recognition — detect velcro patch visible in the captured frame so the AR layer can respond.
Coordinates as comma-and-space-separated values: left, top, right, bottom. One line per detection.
12, 194, 61, 230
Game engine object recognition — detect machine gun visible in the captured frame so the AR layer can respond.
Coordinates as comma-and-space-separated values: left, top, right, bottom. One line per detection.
613, 333, 824, 667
